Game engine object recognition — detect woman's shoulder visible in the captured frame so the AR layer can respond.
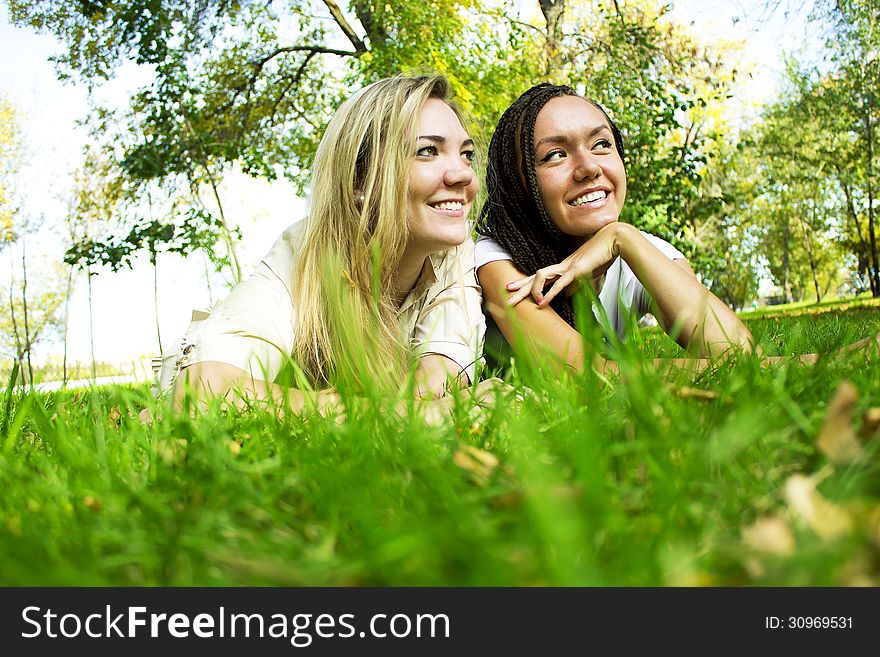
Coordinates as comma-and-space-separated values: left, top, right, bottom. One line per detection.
474, 234, 512, 268
262, 219, 308, 278
638, 230, 686, 261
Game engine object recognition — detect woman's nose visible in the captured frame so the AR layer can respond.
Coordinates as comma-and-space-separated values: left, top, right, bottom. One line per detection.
444, 158, 475, 187
573, 153, 602, 181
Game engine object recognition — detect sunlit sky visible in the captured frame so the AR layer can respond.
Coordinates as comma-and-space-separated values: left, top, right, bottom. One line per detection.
0, 1, 821, 375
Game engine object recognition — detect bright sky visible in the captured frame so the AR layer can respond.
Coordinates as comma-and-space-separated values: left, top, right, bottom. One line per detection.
0, 1, 822, 375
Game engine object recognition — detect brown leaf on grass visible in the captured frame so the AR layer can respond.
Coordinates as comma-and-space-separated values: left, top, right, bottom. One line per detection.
667, 385, 719, 401
816, 381, 863, 464
490, 489, 523, 509
156, 438, 188, 465
865, 504, 880, 551
784, 474, 853, 540
138, 408, 155, 426
453, 445, 499, 483
82, 496, 102, 512
741, 516, 795, 555
489, 483, 581, 510
860, 408, 880, 440
227, 440, 242, 456
108, 406, 122, 424
836, 552, 878, 587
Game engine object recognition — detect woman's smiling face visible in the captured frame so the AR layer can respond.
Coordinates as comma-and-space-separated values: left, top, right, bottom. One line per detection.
405, 98, 478, 256
532, 95, 626, 244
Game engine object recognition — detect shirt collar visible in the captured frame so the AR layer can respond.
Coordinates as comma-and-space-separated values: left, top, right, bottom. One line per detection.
398, 253, 442, 314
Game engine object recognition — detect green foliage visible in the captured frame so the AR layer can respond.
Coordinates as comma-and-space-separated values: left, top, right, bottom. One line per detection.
0, 259, 67, 361
0, 93, 22, 244
749, 0, 880, 298
2, 305, 880, 585
9, 0, 743, 280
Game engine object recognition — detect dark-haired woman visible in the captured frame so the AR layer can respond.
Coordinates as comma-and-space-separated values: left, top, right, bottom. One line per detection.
477, 83, 753, 371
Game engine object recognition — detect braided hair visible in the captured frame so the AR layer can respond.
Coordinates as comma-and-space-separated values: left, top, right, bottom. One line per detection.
480, 83, 625, 327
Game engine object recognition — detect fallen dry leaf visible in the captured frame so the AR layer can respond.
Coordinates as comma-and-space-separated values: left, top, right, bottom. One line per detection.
784, 474, 853, 540
860, 408, 880, 440
453, 445, 499, 482
227, 440, 242, 456
866, 504, 880, 550
490, 489, 523, 509
835, 552, 878, 587
156, 438, 188, 465
108, 406, 122, 424
138, 408, 155, 426
82, 496, 102, 512
816, 381, 863, 464
667, 385, 719, 401
741, 516, 795, 555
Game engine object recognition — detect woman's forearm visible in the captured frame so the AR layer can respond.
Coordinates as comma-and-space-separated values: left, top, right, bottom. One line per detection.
615, 224, 754, 357
172, 361, 340, 414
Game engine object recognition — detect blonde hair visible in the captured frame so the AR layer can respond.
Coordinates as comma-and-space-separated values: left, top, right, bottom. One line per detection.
292, 75, 461, 390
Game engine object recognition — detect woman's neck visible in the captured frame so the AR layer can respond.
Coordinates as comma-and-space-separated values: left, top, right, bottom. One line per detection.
392, 248, 429, 307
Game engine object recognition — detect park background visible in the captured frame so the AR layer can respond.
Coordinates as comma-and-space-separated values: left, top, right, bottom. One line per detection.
1, 0, 880, 588
1, 0, 877, 387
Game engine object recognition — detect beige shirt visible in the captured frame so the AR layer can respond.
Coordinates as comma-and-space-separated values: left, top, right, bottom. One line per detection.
173, 221, 485, 385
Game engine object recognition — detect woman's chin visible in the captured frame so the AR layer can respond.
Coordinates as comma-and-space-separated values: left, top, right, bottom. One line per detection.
563, 215, 619, 242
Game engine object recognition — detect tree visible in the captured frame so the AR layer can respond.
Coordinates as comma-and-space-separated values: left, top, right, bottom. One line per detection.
10, 1, 743, 283
754, 49, 878, 299
0, 256, 68, 379
0, 93, 21, 245
10, 0, 515, 279
688, 140, 763, 310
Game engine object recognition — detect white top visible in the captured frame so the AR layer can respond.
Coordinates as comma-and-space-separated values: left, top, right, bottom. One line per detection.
474, 231, 686, 338
161, 221, 485, 390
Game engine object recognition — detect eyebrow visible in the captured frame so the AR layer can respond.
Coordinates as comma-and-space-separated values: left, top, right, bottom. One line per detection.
418, 135, 475, 148
535, 124, 610, 151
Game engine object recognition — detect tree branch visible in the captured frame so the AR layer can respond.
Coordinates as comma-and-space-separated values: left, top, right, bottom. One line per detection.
322, 0, 368, 54
256, 45, 360, 69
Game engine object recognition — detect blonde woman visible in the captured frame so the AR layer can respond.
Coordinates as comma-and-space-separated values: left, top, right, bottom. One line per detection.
169, 75, 485, 413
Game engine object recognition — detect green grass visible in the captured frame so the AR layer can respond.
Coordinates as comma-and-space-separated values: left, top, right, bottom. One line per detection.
2, 300, 879, 586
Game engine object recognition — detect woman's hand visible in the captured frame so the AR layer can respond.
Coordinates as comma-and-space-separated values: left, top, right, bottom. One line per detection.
505, 223, 626, 307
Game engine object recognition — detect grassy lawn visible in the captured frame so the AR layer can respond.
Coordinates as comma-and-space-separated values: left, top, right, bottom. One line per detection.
2, 300, 879, 586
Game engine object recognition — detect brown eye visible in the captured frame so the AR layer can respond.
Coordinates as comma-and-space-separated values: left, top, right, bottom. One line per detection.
539, 149, 565, 163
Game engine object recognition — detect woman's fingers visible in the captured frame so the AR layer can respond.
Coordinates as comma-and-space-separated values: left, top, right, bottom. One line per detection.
506, 275, 535, 305
506, 267, 566, 306
507, 281, 536, 306
505, 275, 534, 291
531, 268, 563, 304
537, 271, 574, 306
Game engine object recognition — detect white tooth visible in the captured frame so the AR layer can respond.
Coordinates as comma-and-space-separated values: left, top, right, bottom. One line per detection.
572, 191, 606, 206
434, 201, 462, 210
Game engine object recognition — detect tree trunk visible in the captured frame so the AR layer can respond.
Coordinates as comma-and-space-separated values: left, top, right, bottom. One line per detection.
205, 171, 242, 285
354, 1, 386, 46
539, 0, 566, 81
204, 253, 214, 306
839, 178, 874, 292
782, 217, 792, 302
152, 252, 163, 354
20, 235, 33, 385
862, 71, 879, 297
87, 266, 97, 382
798, 206, 821, 303
61, 264, 74, 385
8, 251, 22, 386
181, 112, 243, 285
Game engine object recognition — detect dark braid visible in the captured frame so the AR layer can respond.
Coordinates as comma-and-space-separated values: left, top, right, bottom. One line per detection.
480, 83, 625, 327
